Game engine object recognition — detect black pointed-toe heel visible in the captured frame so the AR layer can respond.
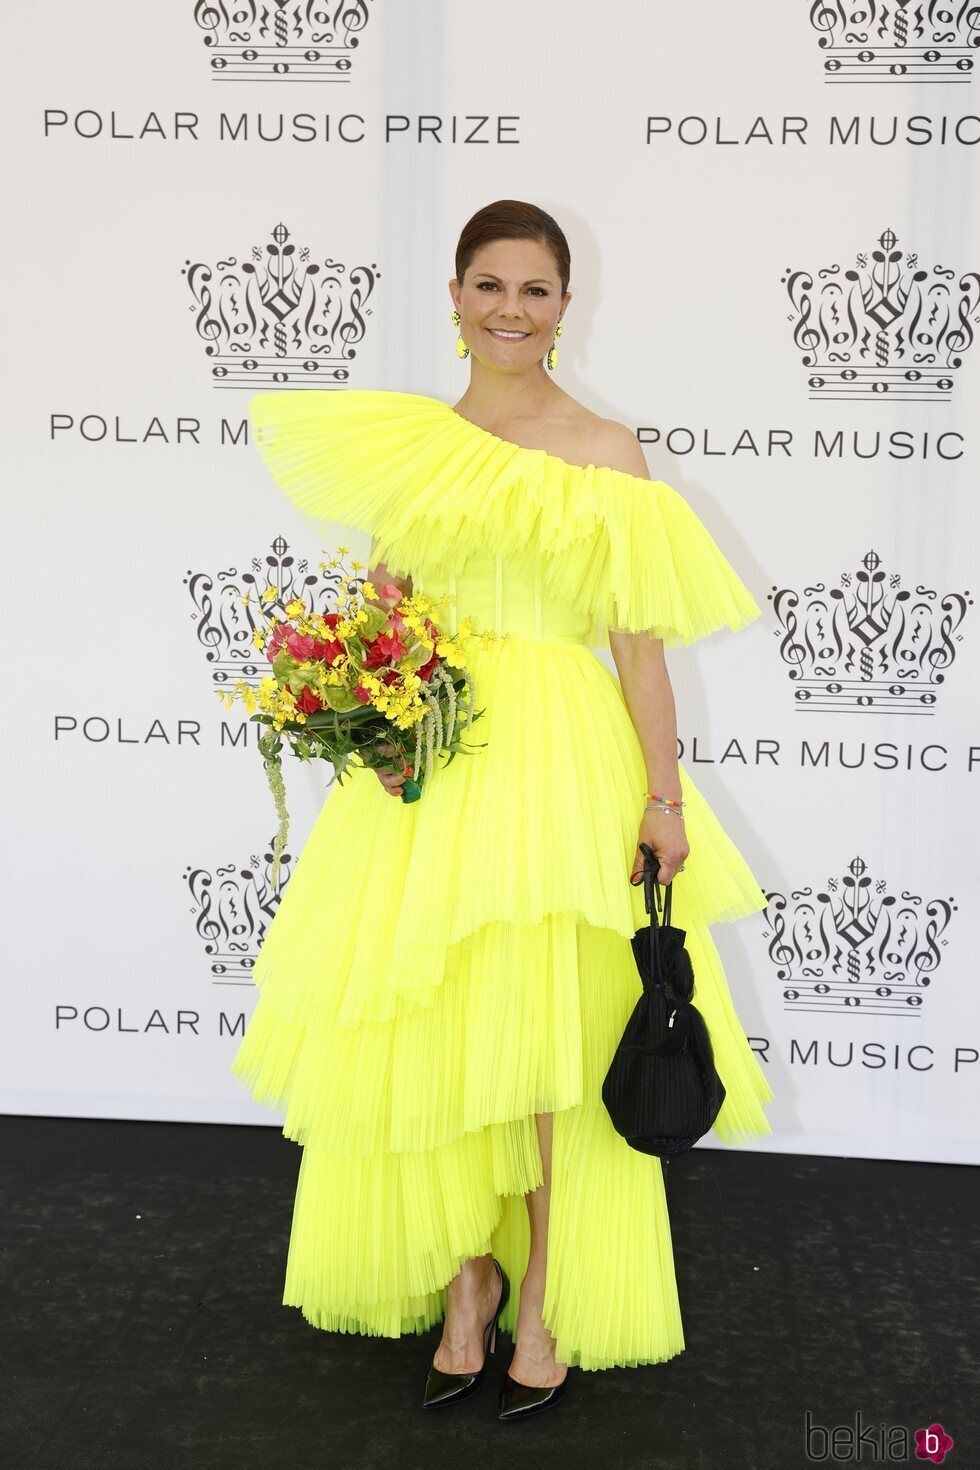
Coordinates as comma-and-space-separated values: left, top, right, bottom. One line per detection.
422, 1258, 511, 1408
498, 1367, 569, 1421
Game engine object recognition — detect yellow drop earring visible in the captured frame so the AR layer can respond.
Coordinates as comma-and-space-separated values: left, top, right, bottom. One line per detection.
451, 308, 469, 360
546, 318, 564, 371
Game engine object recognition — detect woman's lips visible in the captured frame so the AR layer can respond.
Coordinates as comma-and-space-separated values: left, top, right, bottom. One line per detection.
486, 328, 530, 340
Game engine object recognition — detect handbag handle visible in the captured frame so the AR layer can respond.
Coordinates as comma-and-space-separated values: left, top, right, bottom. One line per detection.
637, 841, 672, 928
637, 841, 673, 992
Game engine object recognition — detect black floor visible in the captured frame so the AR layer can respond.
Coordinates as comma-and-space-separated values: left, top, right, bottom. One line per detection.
2, 1115, 976, 1470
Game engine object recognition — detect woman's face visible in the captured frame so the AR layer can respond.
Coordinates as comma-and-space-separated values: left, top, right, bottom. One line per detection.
450, 237, 569, 373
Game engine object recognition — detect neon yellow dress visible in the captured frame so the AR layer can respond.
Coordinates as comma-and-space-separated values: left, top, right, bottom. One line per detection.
230, 388, 773, 1371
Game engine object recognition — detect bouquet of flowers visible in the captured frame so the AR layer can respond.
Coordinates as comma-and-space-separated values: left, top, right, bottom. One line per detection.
218, 548, 486, 890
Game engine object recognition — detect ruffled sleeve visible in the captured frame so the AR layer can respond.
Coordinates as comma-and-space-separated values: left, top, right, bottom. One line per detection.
547, 465, 764, 651
247, 389, 452, 571
246, 387, 762, 650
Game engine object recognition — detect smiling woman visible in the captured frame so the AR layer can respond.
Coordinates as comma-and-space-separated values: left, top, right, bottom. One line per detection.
233, 198, 772, 1423
449, 213, 569, 389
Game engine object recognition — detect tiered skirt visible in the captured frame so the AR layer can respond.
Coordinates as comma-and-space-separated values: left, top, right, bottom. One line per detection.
231, 635, 773, 1370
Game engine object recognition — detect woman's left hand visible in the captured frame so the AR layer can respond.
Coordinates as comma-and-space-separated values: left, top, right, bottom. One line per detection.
629, 807, 690, 886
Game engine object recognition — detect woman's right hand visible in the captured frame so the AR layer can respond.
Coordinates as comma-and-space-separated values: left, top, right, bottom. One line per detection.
375, 740, 412, 798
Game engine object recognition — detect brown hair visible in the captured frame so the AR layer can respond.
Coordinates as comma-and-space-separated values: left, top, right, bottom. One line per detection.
455, 199, 571, 296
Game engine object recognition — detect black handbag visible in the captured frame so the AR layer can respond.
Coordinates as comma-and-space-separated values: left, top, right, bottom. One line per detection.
601, 841, 726, 1160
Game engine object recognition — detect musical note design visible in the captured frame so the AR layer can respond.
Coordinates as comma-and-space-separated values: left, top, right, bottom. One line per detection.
810, 0, 980, 84
195, 0, 373, 84
183, 222, 380, 389
782, 227, 980, 401
763, 856, 956, 1015
768, 550, 973, 713
186, 845, 290, 985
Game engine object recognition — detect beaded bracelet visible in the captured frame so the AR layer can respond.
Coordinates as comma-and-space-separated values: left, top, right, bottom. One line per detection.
645, 790, 685, 820
646, 791, 684, 807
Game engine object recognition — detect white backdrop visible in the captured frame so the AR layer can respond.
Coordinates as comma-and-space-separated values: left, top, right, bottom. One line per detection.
4, 1, 978, 1163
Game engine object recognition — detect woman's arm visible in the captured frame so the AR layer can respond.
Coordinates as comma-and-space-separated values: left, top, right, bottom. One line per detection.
609, 624, 689, 886
608, 632, 682, 804
596, 424, 690, 885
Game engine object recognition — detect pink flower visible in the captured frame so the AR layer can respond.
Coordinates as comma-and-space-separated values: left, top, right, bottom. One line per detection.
285, 629, 317, 661
363, 629, 407, 668
265, 619, 291, 663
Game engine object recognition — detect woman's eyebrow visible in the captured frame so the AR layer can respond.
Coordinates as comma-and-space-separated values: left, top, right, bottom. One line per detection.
473, 272, 553, 286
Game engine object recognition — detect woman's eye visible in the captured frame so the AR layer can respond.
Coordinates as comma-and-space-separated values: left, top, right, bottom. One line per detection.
475, 282, 549, 295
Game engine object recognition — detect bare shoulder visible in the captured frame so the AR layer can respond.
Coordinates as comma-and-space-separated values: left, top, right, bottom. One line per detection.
554, 397, 652, 479
590, 416, 652, 480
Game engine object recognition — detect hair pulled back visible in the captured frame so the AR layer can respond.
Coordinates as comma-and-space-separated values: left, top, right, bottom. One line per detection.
455, 199, 571, 296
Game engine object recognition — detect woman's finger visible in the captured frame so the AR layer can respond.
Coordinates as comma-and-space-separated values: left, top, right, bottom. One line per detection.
375, 742, 416, 797
629, 849, 685, 884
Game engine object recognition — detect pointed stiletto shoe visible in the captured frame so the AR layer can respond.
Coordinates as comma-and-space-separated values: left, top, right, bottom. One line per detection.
498, 1366, 569, 1421
422, 1258, 510, 1408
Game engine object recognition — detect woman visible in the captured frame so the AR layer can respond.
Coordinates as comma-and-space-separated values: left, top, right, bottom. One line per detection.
232, 199, 773, 1421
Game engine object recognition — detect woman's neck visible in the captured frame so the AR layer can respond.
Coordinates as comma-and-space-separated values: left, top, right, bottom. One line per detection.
452, 368, 569, 433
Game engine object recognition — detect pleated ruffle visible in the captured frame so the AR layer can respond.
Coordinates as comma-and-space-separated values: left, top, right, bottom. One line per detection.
238, 910, 766, 1368
231, 637, 774, 1369
247, 388, 763, 649
282, 1089, 688, 1369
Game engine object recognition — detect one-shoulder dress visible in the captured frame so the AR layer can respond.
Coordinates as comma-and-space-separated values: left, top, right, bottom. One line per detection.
230, 388, 774, 1371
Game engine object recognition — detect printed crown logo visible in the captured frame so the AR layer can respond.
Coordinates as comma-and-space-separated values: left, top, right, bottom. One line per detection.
194, 0, 373, 82
185, 840, 290, 983
762, 855, 956, 1017
810, 1, 980, 83
767, 549, 972, 714
185, 535, 346, 684
782, 226, 980, 400
182, 221, 380, 388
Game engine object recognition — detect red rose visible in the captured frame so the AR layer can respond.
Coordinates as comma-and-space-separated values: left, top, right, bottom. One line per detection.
294, 685, 323, 714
